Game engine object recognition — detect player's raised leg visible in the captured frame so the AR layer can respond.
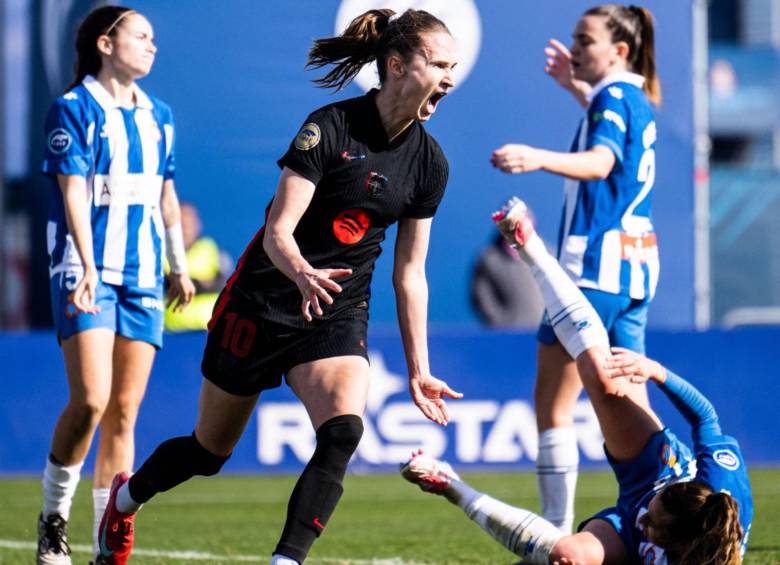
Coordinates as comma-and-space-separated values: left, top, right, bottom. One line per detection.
493, 198, 662, 458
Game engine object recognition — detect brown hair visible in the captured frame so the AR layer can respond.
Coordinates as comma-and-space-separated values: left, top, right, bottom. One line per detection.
68, 5, 136, 91
651, 482, 743, 565
585, 4, 661, 105
306, 9, 450, 91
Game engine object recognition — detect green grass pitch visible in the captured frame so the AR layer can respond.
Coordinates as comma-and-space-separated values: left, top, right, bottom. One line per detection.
1, 469, 777, 564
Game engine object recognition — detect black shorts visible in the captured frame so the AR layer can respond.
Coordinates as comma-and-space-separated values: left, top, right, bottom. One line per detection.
201, 301, 369, 396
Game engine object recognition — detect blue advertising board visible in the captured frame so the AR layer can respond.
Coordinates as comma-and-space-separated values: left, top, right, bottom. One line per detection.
118, 0, 694, 328
2, 327, 777, 474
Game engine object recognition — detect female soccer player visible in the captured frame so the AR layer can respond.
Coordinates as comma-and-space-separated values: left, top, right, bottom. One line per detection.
96, 8, 461, 565
490, 4, 662, 533
402, 198, 752, 565
37, 6, 195, 564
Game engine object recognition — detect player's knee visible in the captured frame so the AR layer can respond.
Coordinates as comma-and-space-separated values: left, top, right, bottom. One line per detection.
576, 348, 624, 398
316, 414, 364, 458
189, 433, 230, 476
67, 394, 108, 429
550, 534, 604, 565
101, 402, 142, 435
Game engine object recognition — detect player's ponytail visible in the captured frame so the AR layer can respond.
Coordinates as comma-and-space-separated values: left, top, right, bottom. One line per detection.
628, 6, 661, 106
649, 482, 743, 565
585, 4, 662, 106
307, 9, 450, 91
68, 5, 136, 91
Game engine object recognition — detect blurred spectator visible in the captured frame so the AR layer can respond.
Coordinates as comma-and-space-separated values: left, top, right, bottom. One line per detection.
710, 58, 737, 98
164, 202, 234, 331
470, 234, 544, 328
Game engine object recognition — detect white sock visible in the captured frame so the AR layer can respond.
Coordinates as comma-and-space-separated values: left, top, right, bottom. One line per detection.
92, 488, 110, 555
448, 479, 562, 564
115, 482, 142, 514
516, 232, 609, 358
42, 456, 83, 521
270, 554, 300, 565
536, 427, 578, 533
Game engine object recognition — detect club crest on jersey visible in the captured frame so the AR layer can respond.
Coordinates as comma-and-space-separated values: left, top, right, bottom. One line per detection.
333, 208, 370, 245
48, 129, 72, 154
365, 172, 388, 197
660, 443, 677, 468
294, 123, 321, 151
713, 449, 740, 470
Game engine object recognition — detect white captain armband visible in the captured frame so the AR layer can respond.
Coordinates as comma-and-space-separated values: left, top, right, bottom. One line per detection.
165, 223, 188, 274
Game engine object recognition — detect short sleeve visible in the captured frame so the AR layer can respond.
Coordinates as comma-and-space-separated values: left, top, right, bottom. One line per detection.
405, 140, 449, 219
41, 95, 93, 177
159, 105, 176, 180
277, 107, 340, 185
586, 87, 628, 165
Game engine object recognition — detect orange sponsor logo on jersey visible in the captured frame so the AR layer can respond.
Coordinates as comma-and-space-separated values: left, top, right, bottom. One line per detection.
333, 209, 370, 245
620, 232, 657, 263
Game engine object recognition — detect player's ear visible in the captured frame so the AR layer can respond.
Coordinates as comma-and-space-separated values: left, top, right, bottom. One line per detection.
613, 40, 630, 62
96, 34, 113, 57
387, 53, 405, 79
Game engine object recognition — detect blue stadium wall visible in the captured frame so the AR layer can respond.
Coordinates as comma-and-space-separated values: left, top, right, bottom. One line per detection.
121, 0, 695, 328
2, 328, 778, 474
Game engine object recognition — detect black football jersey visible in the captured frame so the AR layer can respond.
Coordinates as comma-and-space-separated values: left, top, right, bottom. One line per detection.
226, 90, 449, 328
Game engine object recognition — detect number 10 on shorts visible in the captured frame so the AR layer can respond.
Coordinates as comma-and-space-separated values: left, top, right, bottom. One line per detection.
220, 312, 256, 358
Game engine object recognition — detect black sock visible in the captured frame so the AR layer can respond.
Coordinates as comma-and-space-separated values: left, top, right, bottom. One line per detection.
128, 433, 229, 504
274, 414, 363, 563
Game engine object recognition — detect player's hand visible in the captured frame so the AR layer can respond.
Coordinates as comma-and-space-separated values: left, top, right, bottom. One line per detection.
491, 144, 544, 174
544, 38, 592, 100
295, 267, 353, 322
408, 374, 463, 426
167, 272, 196, 312
68, 268, 101, 315
604, 347, 667, 384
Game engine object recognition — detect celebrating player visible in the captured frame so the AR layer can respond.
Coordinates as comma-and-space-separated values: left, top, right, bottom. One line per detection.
490, 4, 662, 533
95, 8, 461, 565
37, 6, 194, 564
402, 198, 752, 565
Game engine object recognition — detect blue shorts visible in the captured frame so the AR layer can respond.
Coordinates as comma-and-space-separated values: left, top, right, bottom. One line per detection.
538, 288, 649, 352
49, 272, 164, 348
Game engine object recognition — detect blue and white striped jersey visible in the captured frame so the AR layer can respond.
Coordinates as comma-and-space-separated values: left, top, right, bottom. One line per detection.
41, 75, 175, 288
558, 72, 659, 300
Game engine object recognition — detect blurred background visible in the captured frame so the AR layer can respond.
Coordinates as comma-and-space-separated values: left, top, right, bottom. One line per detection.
5, 0, 780, 330
0, 1, 778, 474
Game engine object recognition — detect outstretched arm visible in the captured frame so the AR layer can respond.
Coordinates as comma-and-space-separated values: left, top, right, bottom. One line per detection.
659, 370, 722, 445
394, 217, 462, 425
607, 348, 722, 446
490, 144, 614, 179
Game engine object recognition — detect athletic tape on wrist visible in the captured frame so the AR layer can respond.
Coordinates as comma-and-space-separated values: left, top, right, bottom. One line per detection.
165, 223, 188, 274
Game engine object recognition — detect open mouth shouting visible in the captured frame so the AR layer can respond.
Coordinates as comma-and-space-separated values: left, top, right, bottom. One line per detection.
428, 90, 447, 113
418, 89, 448, 120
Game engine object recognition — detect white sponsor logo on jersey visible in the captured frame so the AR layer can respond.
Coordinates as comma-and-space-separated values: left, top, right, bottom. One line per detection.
713, 448, 740, 470
48, 128, 72, 154
603, 109, 627, 133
